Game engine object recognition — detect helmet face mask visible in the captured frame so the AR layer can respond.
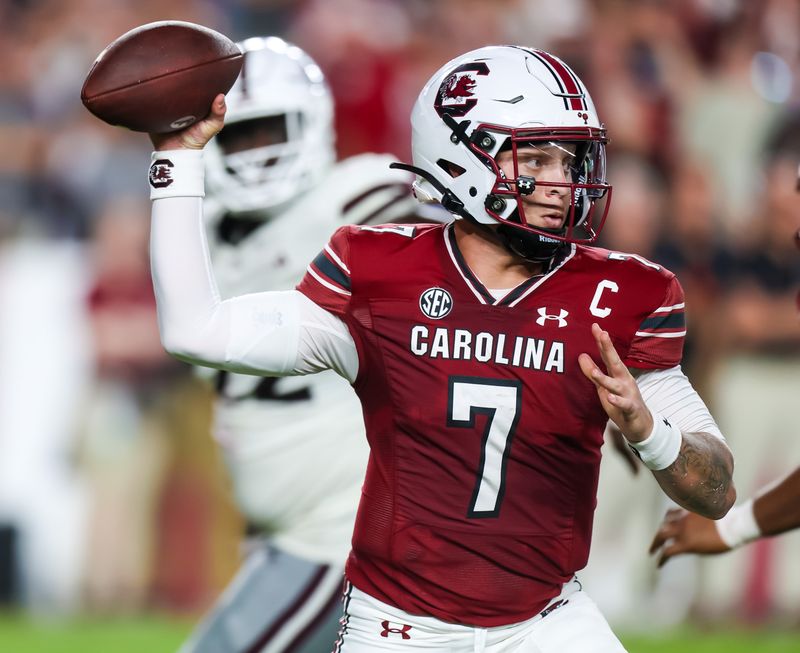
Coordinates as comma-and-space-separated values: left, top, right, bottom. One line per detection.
410, 46, 612, 260
215, 114, 289, 155
476, 125, 610, 244
214, 112, 308, 196
205, 37, 335, 216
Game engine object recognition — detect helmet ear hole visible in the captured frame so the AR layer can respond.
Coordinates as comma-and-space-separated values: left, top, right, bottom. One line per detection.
485, 195, 507, 213
470, 130, 496, 151
436, 159, 466, 178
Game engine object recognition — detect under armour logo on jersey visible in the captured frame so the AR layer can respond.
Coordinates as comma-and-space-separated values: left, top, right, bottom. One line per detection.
380, 621, 412, 639
420, 287, 453, 320
536, 307, 569, 327
149, 158, 174, 188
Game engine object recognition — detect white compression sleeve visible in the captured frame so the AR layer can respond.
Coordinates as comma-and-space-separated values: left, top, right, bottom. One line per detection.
635, 365, 726, 441
715, 499, 761, 548
149, 152, 358, 381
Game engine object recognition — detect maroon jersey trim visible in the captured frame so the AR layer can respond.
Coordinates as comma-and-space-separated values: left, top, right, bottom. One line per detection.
625, 275, 686, 368
505, 245, 577, 307
305, 244, 352, 297
635, 302, 686, 338
443, 225, 494, 304
442, 224, 578, 308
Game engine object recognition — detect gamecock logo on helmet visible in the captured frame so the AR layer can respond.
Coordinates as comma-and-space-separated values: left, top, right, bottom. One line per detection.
434, 62, 489, 118
442, 74, 476, 100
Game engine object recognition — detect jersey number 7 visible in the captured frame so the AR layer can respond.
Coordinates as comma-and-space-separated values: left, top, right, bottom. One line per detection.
447, 377, 522, 518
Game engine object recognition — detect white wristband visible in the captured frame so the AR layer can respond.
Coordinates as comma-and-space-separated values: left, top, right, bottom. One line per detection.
714, 498, 761, 549
148, 149, 205, 200
626, 412, 682, 471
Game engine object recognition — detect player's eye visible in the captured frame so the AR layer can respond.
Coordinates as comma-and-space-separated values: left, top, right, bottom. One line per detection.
519, 156, 543, 169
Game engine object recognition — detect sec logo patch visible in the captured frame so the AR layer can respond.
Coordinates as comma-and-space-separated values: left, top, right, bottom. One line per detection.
419, 287, 453, 320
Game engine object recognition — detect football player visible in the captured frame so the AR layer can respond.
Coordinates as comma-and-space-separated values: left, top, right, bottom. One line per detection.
177, 37, 446, 653
146, 46, 735, 652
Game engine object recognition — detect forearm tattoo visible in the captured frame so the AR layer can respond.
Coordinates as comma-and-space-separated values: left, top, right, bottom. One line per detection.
655, 432, 734, 517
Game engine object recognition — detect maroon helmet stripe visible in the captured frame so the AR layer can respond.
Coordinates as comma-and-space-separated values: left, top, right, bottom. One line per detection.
532, 50, 586, 111
516, 47, 569, 110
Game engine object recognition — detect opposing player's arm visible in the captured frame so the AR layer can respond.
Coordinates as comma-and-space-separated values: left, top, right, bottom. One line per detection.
148, 95, 358, 382
650, 466, 800, 566
579, 324, 735, 520
748, 464, 800, 537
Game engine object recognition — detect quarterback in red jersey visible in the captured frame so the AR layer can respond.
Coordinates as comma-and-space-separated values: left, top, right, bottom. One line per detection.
296, 221, 686, 627
145, 46, 735, 652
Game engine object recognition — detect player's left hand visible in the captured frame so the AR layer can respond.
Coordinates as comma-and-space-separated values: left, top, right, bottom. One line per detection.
649, 507, 730, 567
578, 323, 654, 443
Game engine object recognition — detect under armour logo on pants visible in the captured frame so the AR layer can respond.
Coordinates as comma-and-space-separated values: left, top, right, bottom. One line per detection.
380, 620, 412, 639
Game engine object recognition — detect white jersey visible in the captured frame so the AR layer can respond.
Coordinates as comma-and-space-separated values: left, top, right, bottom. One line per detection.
203, 154, 422, 564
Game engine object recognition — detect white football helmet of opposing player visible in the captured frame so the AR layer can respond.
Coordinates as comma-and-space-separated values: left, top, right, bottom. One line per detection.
406, 45, 611, 262
205, 37, 335, 214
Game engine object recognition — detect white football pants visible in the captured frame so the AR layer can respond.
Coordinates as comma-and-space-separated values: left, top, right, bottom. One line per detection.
334, 578, 627, 653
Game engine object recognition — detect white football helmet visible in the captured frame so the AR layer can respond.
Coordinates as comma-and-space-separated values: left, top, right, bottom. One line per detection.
407, 45, 611, 261
205, 37, 335, 215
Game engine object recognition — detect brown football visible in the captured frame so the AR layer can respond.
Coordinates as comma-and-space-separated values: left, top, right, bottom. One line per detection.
81, 21, 242, 134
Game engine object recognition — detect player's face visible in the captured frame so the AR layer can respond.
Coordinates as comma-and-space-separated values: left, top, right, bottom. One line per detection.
495, 141, 576, 230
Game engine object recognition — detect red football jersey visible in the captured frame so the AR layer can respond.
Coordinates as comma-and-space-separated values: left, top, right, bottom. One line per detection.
297, 223, 685, 626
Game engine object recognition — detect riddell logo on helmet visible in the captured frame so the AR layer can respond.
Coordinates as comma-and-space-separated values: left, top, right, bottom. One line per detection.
434, 62, 489, 118
149, 159, 174, 188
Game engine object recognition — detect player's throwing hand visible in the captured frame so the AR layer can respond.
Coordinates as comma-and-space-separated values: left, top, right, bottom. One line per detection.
149, 94, 227, 151
578, 323, 654, 443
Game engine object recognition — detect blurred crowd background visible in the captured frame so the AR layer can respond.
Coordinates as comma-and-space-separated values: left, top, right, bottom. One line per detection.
0, 0, 798, 641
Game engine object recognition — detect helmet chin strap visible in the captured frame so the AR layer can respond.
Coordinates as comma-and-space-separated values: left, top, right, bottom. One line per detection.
390, 162, 473, 221
496, 224, 567, 266
390, 162, 567, 266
